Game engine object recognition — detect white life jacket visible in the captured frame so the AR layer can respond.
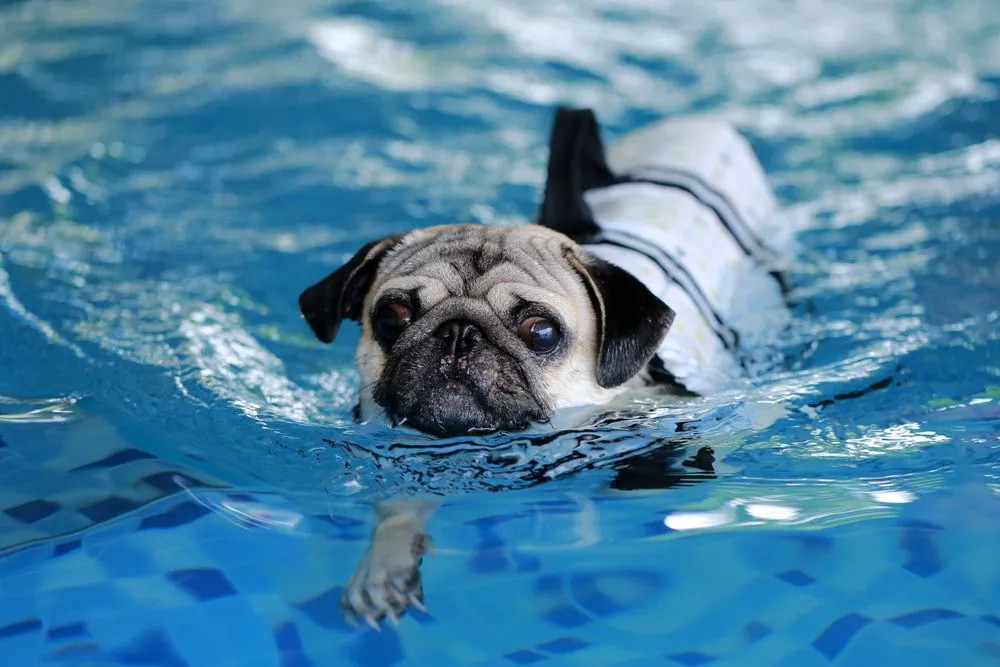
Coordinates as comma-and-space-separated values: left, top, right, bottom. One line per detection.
538, 108, 790, 395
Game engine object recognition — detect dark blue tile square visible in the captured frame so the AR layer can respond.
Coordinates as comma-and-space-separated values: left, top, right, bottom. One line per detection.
47, 622, 87, 641
572, 572, 652, 617
537, 637, 591, 654
785, 533, 834, 554
316, 513, 364, 529
139, 501, 210, 531
776, 569, 816, 587
514, 553, 541, 573
275, 622, 313, 667
0, 618, 42, 640
504, 649, 547, 665
140, 472, 212, 493
113, 629, 188, 667
891, 608, 963, 629
78, 496, 140, 523
812, 613, 871, 660
542, 604, 590, 629
668, 651, 715, 666
348, 626, 404, 667
312, 514, 366, 541
743, 621, 771, 643
900, 524, 945, 578
469, 547, 509, 574
295, 586, 352, 632
71, 448, 156, 471
5, 499, 61, 524
52, 539, 81, 557
167, 568, 238, 601
572, 576, 624, 617
534, 575, 562, 594
409, 607, 435, 626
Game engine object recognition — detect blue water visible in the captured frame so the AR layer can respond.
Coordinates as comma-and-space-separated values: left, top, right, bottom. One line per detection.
2, 0, 999, 665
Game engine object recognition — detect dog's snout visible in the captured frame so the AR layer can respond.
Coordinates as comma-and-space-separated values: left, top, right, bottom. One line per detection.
435, 320, 483, 357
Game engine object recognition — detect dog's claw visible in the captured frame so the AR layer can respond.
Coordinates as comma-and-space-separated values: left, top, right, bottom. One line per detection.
340, 519, 432, 628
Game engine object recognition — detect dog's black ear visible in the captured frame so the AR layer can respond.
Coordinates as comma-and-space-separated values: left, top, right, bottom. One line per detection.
567, 249, 675, 388
298, 235, 403, 343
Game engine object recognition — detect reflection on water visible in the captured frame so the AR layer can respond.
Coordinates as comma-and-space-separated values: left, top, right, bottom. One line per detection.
0, 0, 998, 532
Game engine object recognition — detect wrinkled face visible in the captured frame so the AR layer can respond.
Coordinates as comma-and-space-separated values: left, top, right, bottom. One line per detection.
298, 223, 675, 438
356, 225, 612, 436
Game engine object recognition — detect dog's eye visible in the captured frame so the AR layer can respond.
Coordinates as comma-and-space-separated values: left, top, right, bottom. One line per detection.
518, 316, 560, 353
372, 302, 412, 344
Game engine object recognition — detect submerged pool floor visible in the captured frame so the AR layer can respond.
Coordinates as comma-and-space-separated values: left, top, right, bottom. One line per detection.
1, 0, 999, 665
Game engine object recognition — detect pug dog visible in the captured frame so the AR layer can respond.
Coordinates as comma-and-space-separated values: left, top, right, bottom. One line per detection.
298, 108, 788, 627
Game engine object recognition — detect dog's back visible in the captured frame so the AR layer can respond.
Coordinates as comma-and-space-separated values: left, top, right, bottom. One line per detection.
539, 109, 791, 394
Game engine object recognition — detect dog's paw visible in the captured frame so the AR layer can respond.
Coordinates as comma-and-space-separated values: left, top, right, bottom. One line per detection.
340, 519, 432, 629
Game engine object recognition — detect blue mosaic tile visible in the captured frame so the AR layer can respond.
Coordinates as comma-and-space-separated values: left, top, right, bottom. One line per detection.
784, 533, 834, 554
469, 518, 513, 574
504, 649, 548, 665
138, 501, 211, 530
469, 546, 510, 574
140, 472, 213, 493
537, 637, 591, 654
409, 606, 436, 626
571, 574, 625, 617
4, 499, 61, 524
0, 432, 6, 448
140, 472, 188, 493
52, 539, 81, 557
275, 622, 313, 667
317, 513, 365, 529
891, 608, 963, 628
78, 496, 141, 523
166, 568, 238, 601
811, 613, 872, 660
347, 627, 404, 667
744, 621, 772, 643
514, 553, 542, 572
314, 513, 367, 540
572, 571, 657, 617
46, 622, 86, 641
0, 618, 42, 640
534, 574, 563, 594
70, 448, 156, 471
776, 569, 816, 587
295, 586, 353, 632
542, 604, 591, 629
113, 629, 189, 667
900, 522, 945, 578
668, 651, 715, 665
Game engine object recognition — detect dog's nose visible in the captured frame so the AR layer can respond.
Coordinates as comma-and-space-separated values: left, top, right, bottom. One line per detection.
435, 320, 483, 357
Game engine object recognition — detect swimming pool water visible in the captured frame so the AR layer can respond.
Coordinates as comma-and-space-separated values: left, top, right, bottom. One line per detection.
1, 0, 999, 665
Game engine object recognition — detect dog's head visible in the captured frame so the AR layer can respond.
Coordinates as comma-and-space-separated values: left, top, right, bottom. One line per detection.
299, 224, 674, 436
